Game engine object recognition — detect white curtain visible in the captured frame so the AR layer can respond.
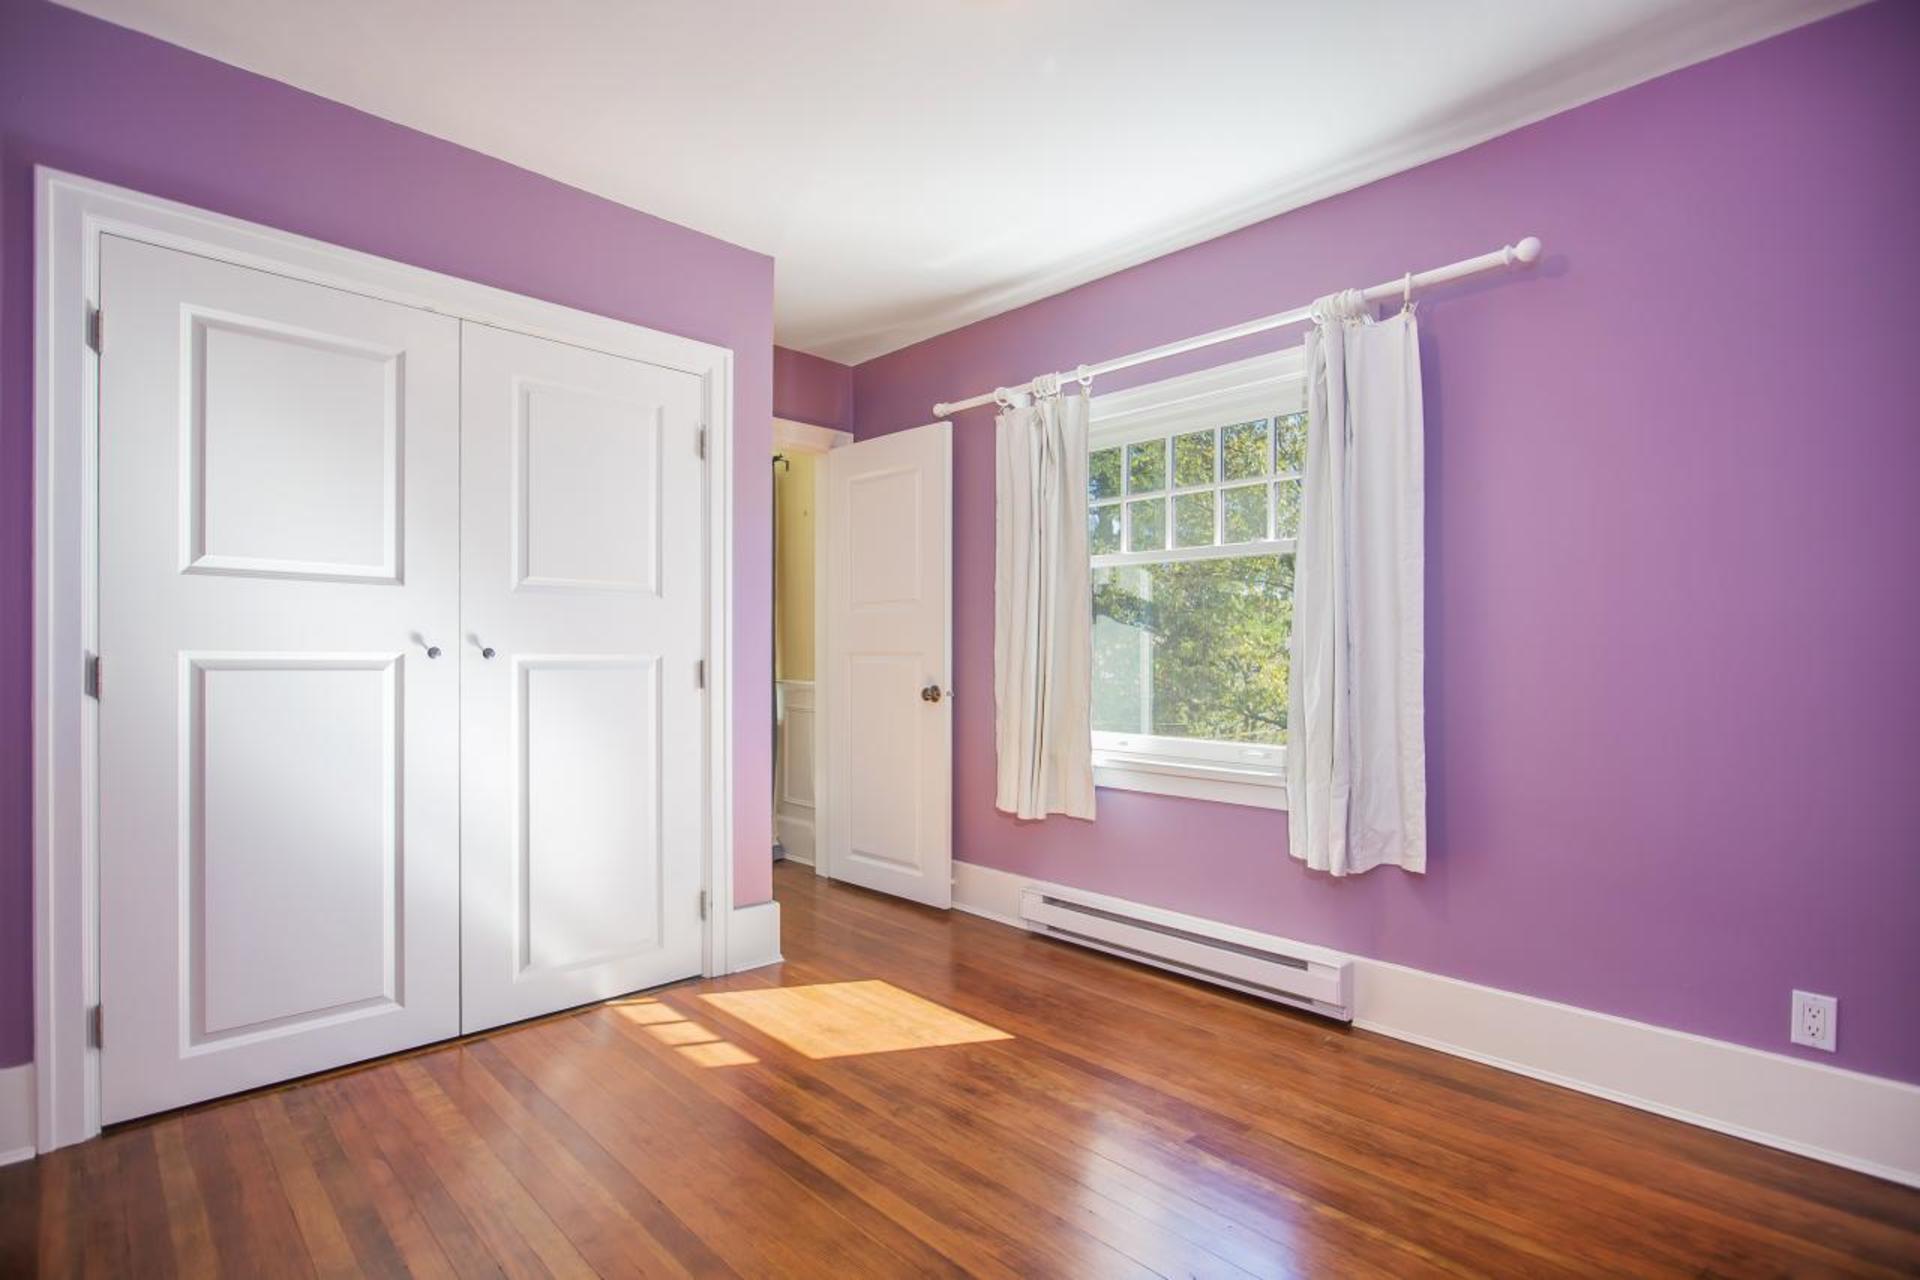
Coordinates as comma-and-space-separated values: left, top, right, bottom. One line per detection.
1287, 291, 1427, 875
995, 382, 1097, 820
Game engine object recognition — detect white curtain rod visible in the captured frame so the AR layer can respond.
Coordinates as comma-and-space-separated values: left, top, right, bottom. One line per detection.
931, 235, 1543, 418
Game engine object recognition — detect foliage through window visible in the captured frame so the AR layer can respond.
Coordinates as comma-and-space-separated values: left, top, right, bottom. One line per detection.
1088, 382, 1305, 792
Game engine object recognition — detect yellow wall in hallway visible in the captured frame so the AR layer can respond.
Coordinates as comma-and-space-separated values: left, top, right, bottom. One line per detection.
775, 452, 816, 681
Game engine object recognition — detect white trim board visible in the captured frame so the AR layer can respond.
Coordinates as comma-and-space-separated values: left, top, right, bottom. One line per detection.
726, 903, 783, 973
950, 860, 1920, 1188
0, 1065, 34, 1166
32, 167, 737, 1154
773, 417, 853, 454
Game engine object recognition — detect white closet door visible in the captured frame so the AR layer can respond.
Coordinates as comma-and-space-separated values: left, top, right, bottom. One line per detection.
97, 235, 462, 1124
459, 322, 709, 1033
823, 423, 953, 907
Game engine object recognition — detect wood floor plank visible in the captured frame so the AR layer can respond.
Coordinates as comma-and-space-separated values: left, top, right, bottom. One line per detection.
498, 1013, 975, 1278
388, 1056, 599, 1279
283, 1082, 415, 1277
587, 994, 1111, 1279
413, 1043, 697, 1279
675, 966, 1475, 1278
7, 862, 1917, 1278
150, 1119, 219, 1277
113, 1125, 182, 1280
251, 1092, 365, 1278
309, 1075, 457, 1280
781, 871, 1915, 1277
179, 1103, 283, 1277
0, 1158, 43, 1278
332, 1065, 511, 1279
460, 1036, 736, 1279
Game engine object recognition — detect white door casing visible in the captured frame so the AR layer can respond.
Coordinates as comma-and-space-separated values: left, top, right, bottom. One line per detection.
823, 423, 953, 907
459, 323, 709, 1033
96, 235, 463, 1123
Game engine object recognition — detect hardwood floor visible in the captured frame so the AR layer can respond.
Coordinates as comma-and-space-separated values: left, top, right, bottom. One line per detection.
5, 861, 1918, 1277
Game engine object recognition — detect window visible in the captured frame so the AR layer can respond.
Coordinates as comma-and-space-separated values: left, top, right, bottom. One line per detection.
1087, 350, 1305, 809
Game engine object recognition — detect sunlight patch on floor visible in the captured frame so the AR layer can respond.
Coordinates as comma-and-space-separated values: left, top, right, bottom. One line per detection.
609, 998, 759, 1066
697, 980, 1013, 1060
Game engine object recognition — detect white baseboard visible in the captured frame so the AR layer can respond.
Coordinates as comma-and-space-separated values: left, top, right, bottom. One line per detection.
0, 1063, 34, 1165
727, 901, 783, 973
952, 859, 1026, 927
951, 860, 1920, 1188
775, 811, 816, 865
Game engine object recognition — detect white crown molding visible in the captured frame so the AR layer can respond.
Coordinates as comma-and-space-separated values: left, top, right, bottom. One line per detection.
48, 0, 1866, 367
807, 0, 1867, 363
951, 859, 1920, 1188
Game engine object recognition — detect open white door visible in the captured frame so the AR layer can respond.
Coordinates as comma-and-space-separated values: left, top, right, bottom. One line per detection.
823, 423, 953, 907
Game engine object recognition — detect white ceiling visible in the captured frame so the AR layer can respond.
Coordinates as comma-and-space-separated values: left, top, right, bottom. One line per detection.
60, 0, 1858, 363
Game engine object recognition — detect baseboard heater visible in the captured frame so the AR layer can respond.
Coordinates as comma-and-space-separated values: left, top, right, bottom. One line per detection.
1018, 884, 1354, 1022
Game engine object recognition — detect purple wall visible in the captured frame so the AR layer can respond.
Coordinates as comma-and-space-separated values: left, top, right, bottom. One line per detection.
0, 0, 779, 1069
852, 3, 1920, 1084
773, 346, 852, 430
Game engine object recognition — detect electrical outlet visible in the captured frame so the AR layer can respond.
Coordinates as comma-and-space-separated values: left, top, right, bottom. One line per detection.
1791, 990, 1837, 1052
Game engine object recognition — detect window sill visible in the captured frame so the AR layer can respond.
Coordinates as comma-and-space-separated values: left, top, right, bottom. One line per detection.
1092, 755, 1288, 811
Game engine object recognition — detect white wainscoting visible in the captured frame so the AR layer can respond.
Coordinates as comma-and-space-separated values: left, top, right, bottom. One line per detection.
775, 680, 817, 865
951, 860, 1920, 1188
0, 1064, 34, 1165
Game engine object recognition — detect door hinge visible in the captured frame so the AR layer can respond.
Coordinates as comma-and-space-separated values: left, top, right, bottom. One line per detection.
698, 889, 709, 921
695, 658, 706, 689
84, 652, 101, 699
86, 305, 103, 354
88, 1004, 103, 1050
696, 427, 707, 460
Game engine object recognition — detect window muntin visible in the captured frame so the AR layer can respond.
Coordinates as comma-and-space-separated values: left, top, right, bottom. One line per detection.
1086, 361, 1306, 801
1088, 411, 1305, 562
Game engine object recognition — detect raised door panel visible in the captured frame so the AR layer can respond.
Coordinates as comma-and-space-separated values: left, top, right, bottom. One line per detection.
188, 317, 402, 581
520, 658, 663, 973
518, 384, 663, 593
461, 321, 707, 1033
844, 655, 923, 874
193, 657, 400, 1039
98, 235, 461, 1125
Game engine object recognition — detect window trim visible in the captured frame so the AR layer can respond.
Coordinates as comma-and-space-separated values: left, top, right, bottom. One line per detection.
1088, 349, 1306, 811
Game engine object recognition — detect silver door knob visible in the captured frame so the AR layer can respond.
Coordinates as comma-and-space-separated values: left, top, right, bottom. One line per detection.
479, 642, 496, 660
425, 643, 443, 660
921, 685, 943, 703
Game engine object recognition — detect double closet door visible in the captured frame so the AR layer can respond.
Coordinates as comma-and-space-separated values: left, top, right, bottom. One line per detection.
96, 236, 708, 1124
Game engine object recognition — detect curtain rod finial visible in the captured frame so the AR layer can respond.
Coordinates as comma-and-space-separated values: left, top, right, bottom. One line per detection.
1512, 236, 1542, 265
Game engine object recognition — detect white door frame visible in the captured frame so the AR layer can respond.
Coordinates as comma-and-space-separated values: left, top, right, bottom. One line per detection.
31, 168, 738, 1153
771, 418, 852, 881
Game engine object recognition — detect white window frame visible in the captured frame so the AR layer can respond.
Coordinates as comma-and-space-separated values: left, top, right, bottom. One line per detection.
1088, 348, 1306, 810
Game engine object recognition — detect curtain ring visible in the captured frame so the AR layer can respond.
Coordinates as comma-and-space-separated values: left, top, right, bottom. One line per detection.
1074, 363, 1094, 390
1401, 271, 1413, 310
